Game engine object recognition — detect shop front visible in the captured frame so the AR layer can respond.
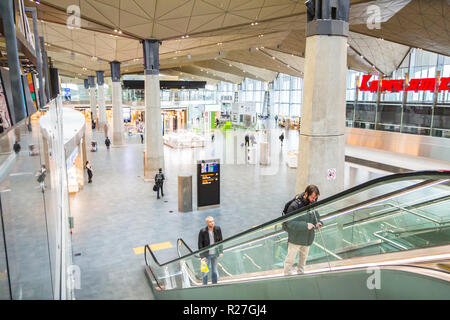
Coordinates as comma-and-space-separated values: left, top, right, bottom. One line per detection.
162, 108, 186, 133
66, 145, 84, 194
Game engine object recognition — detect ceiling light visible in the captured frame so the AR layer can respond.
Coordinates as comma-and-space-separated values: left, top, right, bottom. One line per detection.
217, 42, 222, 45
229, 64, 232, 67
272, 56, 275, 59
187, 54, 191, 59
260, 46, 264, 49
118, 30, 122, 34
114, 29, 118, 33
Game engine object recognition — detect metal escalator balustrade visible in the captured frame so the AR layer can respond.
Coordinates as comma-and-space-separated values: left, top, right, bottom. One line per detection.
144, 171, 450, 291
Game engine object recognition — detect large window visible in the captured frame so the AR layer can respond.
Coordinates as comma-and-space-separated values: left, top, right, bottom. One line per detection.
271, 73, 303, 117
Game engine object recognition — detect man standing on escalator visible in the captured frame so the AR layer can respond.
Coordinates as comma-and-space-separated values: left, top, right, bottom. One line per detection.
198, 216, 223, 285
283, 185, 323, 275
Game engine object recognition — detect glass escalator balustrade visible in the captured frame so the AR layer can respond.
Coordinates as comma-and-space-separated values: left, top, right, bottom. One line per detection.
145, 172, 450, 291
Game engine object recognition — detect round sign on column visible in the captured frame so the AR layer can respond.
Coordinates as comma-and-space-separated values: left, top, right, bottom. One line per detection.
327, 168, 337, 181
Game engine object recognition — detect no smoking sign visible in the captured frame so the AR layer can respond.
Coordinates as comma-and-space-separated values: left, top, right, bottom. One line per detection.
327, 168, 337, 181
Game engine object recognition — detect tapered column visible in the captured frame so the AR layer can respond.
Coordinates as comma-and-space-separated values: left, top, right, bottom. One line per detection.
0, 0, 27, 123
296, 0, 350, 199
143, 39, 164, 181
110, 61, 124, 146
88, 76, 96, 122
40, 37, 51, 105
96, 71, 106, 131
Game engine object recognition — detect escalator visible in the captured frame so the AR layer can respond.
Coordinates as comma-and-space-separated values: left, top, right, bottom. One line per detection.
144, 171, 450, 299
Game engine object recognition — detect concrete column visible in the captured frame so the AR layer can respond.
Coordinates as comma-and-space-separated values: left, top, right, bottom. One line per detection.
25, 8, 45, 108
0, 0, 27, 123
96, 71, 106, 132
40, 37, 51, 105
88, 76, 96, 122
143, 39, 164, 180
81, 134, 87, 168
296, 1, 350, 199
110, 61, 124, 146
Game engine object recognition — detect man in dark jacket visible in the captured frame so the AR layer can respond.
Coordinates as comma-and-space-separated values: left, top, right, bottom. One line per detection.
284, 185, 323, 275
154, 168, 165, 199
105, 137, 111, 150
13, 141, 21, 154
198, 216, 223, 285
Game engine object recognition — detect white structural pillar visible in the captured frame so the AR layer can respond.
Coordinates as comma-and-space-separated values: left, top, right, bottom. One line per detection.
110, 61, 125, 146
96, 70, 107, 132
143, 38, 164, 181
296, 0, 350, 199
88, 75, 97, 123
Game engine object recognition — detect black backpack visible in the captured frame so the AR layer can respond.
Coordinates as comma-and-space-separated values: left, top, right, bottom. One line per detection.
281, 195, 298, 231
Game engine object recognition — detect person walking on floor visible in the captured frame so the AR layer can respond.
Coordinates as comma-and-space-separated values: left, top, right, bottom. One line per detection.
244, 133, 250, 147
154, 168, 165, 199
13, 141, 21, 154
283, 185, 323, 275
279, 132, 284, 146
85, 161, 93, 183
198, 216, 223, 285
36, 164, 47, 192
140, 132, 144, 144
105, 137, 111, 150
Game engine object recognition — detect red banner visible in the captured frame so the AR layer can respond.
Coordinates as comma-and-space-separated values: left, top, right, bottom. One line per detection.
359, 75, 450, 93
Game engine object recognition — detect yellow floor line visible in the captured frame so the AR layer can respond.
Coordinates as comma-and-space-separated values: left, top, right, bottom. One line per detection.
133, 241, 173, 255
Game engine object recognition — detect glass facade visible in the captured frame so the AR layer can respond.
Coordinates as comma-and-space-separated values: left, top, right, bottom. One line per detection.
0, 97, 73, 299
346, 48, 450, 138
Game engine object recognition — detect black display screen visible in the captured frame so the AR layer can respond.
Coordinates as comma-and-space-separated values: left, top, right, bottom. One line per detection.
197, 159, 220, 207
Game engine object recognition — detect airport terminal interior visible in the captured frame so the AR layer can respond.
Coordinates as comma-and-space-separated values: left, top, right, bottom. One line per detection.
0, 0, 449, 300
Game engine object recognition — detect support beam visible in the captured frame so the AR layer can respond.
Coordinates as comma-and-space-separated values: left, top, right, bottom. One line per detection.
88, 75, 96, 123
0, 0, 27, 123
296, 0, 350, 199
110, 61, 125, 146
96, 70, 106, 134
143, 39, 164, 181
25, 7, 45, 108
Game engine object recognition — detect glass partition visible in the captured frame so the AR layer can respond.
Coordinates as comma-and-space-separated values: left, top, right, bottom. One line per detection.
145, 172, 450, 291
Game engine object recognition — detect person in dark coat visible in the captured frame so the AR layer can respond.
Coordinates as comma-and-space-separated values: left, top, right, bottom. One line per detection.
279, 132, 284, 146
198, 216, 223, 285
154, 168, 165, 199
85, 161, 93, 183
283, 185, 323, 275
13, 141, 21, 154
244, 133, 250, 147
105, 137, 111, 150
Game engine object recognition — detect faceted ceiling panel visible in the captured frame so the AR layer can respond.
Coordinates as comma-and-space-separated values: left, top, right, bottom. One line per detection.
25, 0, 449, 80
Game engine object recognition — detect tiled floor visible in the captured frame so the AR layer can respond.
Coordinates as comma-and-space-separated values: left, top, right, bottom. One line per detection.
69, 119, 389, 299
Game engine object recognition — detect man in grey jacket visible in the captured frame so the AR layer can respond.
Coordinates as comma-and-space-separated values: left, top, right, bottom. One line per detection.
283, 185, 323, 275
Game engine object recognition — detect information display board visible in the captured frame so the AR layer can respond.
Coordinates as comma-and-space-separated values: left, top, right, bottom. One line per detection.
197, 159, 220, 208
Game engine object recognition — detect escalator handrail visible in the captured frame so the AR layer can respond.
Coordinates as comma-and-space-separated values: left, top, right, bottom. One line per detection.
177, 238, 194, 255
144, 170, 450, 268
144, 244, 163, 289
